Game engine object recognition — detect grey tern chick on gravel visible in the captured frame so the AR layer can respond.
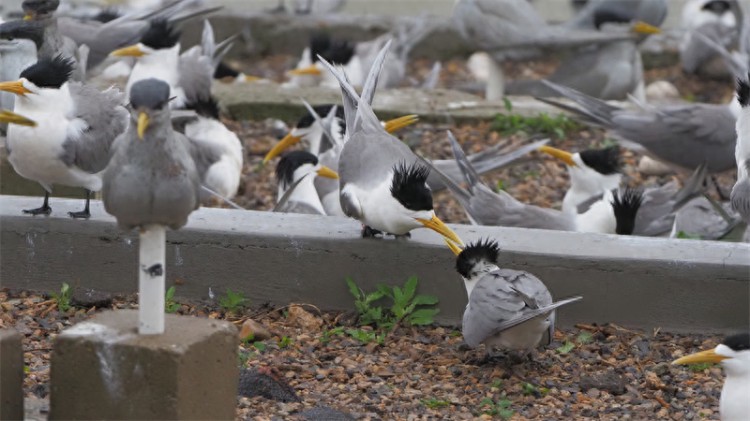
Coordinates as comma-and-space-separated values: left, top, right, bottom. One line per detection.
0, 55, 127, 218
103, 78, 200, 231
447, 238, 582, 356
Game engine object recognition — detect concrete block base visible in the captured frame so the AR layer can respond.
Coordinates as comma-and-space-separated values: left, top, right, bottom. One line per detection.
50, 310, 238, 420
0, 329, 24, 421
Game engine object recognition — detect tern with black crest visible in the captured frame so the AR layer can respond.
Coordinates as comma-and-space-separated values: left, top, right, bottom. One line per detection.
274, 150, 339, 215
316, 43, 463, 244
446, 239, 582, 357
0, 55, 127, 218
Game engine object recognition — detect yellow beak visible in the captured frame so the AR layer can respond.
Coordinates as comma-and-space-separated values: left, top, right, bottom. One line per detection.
316, 166, 339, 179
288, 64, 322, 76
243, 75, 262, 82
444, 238, 464, 256
632, 21, 661, 35
538, 145, 576, 167
0, 110, 37, 127
0, 80, 33, 96
673, 348, 728, 365
384, 115, 419, 133
23, 14, 33, 21
416, 215, 464, 247
111, 44, 146, 58
263, 132, 303, 163
137, 112, 149, 140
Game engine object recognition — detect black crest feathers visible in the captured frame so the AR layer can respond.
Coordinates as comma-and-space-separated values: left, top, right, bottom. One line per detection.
611, 188, 643, 235
185, 95, 220, 120
390, 162, 433, 211
737, 76, 750, 107
140, 19, 180, 50
722, 333, 750, 352
276, 151, 318, 188
20, 55, 74, 88
579, 145, 621, 175
456, 239, 500, 279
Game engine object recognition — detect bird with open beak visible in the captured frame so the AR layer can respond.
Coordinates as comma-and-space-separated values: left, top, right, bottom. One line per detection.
673, 333, 750, 421
103, 78, 200, 231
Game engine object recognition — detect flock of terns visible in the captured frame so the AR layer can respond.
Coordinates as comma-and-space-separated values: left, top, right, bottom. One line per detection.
0, 0, 748, 419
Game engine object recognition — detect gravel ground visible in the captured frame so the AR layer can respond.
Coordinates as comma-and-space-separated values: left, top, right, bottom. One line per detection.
1, 288, 726, 420
216, 54, 738, 224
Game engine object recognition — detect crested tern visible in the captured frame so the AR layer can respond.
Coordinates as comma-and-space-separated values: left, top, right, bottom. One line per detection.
425, 131, 643, 235
0, 56, 127, 218
103, 78, 200, 231
537, 79, 739, 174
0, 20, 39, 112
447, 238, 582, 355
316, 43, 463, 244
673, 332, 750, 421
274, 150, 339, 215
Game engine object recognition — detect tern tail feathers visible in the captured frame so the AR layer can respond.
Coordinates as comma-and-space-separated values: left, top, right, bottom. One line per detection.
273, 173, 310, 212
447, 131, 483, 190
492, 296, 583, 337
360, 39, 392, 107
417, 155, 473, 205
672, 162, 709, 211
538, 80, 620, 126
317, 57, 359, 136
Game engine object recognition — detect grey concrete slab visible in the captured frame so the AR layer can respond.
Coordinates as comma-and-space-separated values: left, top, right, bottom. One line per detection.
50, 310, 238, 420
0, 329, 24, 421
214, 82, 563, 123
1, 195, 748, 333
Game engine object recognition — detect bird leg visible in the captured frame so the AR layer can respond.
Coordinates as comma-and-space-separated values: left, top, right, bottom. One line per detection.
390, 232, 411, 240
23, 191, 52, 216
68, 189, 92, 219
361, 225, 383, 238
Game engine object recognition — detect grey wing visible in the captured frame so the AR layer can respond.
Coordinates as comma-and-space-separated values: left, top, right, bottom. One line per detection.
179, 47, 213, 104
469, 185, 575, 230
152, 132, 201, 230
681, 23, 735, 74
186, 136, 223, 181
463, 269, 557, 347
633, 182, 679, 236
102, 135, 151, 230
612, 104, 737, 172
60, 84, 127, 174
338, 131, 416, 191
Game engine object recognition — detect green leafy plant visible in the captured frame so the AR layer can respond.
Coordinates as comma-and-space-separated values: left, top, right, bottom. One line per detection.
219, 289, 249, 313
422, 398, 451, 409
490, 379, 504, 390
689, 362, 717, 372
577, 331, 593, 344
164, 286, 180, 313
320, 327, 345, 344
346, 328, 386, 345
479, 398, 514, 419
495, 179, 506, 191
346, 276, 440, 330
677, 231, 702, 240
278, 336, 293, 349
491, 112, 580, 139
556, 341, 575, 354
51, 282, 72, 312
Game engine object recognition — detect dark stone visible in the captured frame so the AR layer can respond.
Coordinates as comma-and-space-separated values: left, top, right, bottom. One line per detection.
70, 288, 113, 309
297, 406, 355, 421
238, 367, 300, 402
580, 371, 627, 395
651, 362, 671, 376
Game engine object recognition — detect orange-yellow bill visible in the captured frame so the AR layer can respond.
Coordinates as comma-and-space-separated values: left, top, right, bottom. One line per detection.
263, 132, 303, 163
384, 114, 419, 133
316, 166, 339, 179
672, 348, 727, 365
416, 215, 464, 247
0, 80, 33, 96
538, 145, 576, 166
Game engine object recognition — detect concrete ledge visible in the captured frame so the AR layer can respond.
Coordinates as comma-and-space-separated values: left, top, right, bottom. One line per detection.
214, 82, 563, 123
1, 195, 748, 333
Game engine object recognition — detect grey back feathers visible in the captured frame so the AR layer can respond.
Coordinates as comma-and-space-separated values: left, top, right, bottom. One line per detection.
103, 79, 200, 231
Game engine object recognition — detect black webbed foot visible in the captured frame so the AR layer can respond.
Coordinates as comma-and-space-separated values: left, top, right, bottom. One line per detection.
23, 205, 52, 216
362, 225, 383, 238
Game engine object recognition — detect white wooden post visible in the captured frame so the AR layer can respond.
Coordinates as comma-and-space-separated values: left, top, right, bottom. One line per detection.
138, 225, 166, 334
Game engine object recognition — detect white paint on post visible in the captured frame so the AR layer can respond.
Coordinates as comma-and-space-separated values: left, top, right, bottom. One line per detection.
138, 225, 166, 335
